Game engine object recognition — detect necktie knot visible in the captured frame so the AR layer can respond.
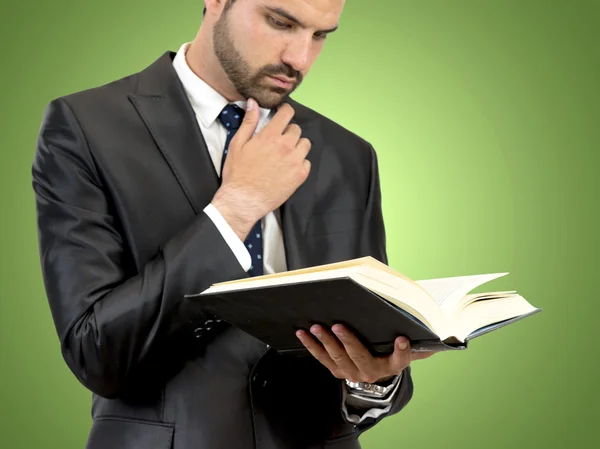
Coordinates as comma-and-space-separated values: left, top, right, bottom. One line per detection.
218, 104, 245, 131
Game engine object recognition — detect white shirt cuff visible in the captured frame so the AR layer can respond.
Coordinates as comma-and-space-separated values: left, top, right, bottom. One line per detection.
204, 203, 252, 272
341, 372, 403, 424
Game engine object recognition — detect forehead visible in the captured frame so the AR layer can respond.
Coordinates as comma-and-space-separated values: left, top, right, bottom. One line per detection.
250, 0, 345, 24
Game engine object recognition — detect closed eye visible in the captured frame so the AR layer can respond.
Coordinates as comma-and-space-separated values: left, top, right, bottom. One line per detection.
268, 16, 328, 40
268, 16, 291, 29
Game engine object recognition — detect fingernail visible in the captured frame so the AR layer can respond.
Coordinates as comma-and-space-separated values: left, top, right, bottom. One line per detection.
398, 338, 409, 350
310, 325, 321, 337
332, 326, 344, 338
247, 98, 255, 111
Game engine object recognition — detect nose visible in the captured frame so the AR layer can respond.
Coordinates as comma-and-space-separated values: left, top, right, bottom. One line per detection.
281, 34, 313, 73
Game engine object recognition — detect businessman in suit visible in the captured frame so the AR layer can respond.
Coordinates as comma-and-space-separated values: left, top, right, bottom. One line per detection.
32, 0, 433, 448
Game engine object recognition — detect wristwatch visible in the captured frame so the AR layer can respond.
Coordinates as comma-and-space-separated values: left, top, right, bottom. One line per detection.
345, 373, 401, 399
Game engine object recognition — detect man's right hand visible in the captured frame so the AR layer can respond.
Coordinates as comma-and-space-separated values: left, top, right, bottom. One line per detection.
211, 97, 312, 241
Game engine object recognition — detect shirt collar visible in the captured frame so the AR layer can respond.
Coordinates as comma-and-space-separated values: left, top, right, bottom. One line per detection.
172, 42, 272, 128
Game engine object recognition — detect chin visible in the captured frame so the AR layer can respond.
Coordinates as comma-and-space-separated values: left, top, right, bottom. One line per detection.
254, 91, 289, 110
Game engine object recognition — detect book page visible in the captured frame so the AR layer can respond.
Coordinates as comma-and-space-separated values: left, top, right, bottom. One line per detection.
455, 291, 517, 312
190, 262, 424, 298
416, 273, 509, 314
350, 273, 449, 339
187, 265, 367, 296
204, 256, 415, 287
452, 295, 538, 341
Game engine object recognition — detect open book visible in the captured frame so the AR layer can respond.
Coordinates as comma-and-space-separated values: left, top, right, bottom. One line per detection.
186, 257, 541, 354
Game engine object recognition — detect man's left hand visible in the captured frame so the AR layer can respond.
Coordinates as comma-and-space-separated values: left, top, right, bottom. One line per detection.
296, 324, 435, 383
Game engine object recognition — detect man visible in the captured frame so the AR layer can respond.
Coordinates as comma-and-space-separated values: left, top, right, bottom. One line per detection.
32, 0, 433, 448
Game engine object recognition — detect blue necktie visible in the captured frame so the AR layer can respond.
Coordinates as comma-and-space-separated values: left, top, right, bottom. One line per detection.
217, 104, 264, 277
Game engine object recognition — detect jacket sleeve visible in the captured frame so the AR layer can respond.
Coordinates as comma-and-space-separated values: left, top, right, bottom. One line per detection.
31, 98, 248, 399
348, 143, 414, 430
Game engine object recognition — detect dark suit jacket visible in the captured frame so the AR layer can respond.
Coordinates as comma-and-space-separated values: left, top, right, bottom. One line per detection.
32, 50, 413, 449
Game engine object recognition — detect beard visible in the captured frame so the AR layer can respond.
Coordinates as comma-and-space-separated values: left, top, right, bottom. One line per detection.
213, 10, 303, 109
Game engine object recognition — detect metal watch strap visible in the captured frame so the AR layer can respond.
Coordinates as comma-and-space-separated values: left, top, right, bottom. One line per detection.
345, 374, 401, 399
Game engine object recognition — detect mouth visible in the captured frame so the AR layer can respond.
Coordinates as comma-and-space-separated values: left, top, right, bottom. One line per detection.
267, 75, 295, 89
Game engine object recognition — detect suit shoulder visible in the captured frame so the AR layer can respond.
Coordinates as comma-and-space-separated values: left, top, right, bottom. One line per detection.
288, 99, 373, 152
46, 67, 140, 113
36, 68, 143, 164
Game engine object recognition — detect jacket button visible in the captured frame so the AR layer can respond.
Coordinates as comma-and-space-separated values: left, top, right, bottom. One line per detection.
204, 320, 214, 331
193, 327, 204, 338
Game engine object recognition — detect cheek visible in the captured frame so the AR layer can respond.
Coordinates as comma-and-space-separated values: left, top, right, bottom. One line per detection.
238, 24, 282, 66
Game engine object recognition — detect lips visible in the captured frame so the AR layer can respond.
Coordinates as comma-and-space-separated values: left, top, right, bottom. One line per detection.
271, 75, 296, 84
267, 75, 296, 88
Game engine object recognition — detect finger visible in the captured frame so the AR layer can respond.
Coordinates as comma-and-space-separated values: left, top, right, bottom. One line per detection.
265, 103, 296, 136
296, 330, 343, 377
232, 98, 260, 146
388, 337, 412, 374
296, 137, 312, 159
301, 159, 311, 182
283, 123, 302, 145
310, 325, 360, 380
331, 324, 379, 377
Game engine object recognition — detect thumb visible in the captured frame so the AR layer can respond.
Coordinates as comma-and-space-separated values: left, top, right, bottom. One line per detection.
389, 337, 411, 374
233, 98, 260, 146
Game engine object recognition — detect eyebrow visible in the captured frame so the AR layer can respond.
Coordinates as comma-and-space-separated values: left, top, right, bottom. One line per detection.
264, 6, 339, 34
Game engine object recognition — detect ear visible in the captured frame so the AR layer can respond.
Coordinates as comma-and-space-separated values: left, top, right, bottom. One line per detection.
203, 0, 229, 17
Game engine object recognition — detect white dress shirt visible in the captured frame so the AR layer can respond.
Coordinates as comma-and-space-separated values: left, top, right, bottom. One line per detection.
172, 42, 400, 424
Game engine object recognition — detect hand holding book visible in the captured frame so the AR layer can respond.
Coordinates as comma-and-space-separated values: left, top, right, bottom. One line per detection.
296, 323, 435, 384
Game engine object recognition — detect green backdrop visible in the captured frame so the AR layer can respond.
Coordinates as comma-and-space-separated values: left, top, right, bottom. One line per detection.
1, 0, 598, 448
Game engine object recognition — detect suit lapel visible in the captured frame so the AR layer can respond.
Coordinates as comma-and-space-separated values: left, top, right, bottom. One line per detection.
128, 51, 323, 271
128, 51, 220, 215
279, 102, 323, 270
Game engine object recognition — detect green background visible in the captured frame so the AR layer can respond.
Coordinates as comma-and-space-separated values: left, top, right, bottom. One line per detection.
1, 0, 598, 448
